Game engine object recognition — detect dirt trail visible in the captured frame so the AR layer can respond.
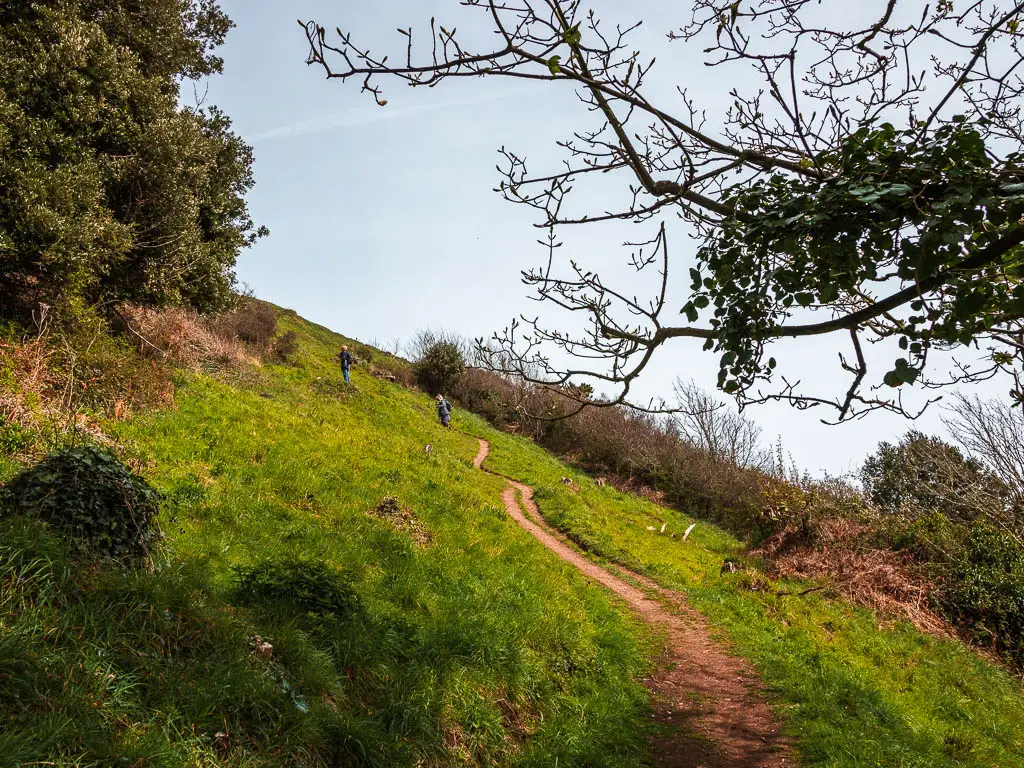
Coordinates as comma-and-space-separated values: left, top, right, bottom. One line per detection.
472, 438, 794, 768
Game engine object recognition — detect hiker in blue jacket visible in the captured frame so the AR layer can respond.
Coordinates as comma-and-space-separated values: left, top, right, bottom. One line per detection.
338, 345, 352, 384
436, 394, 452, 428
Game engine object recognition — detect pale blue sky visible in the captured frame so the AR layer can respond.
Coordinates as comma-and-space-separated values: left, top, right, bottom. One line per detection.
204, 1, 1006, 476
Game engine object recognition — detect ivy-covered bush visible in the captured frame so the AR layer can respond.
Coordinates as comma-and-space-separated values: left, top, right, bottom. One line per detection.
0, 447, 160, 562
940, 525, 1024, 667
232, 559, 360, 619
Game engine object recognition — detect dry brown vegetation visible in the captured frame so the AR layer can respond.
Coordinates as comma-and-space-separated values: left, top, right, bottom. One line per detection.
453, 368, 784, 538
368, 362, 416, 389
117, 304, 262, 372
0, 327, 164, 457
0, 299, 298, 461
0, 337, 53, 433
370, 495, 432, 546
756, 517, 953, 637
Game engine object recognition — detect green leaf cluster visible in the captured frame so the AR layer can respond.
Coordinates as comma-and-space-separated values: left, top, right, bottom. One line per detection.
943, 525, 1024, 665
688, 120, 1024, 394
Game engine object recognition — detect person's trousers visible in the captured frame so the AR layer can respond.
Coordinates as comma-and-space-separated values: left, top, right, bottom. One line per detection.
342, 366, 351, 383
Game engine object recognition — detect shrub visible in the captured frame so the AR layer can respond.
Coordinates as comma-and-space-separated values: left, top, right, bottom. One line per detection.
755, 474, 813, 540
452, 368, 522, 427
224, 300, 279, 348
56, 311, 174, 416
861, 431, 1010, 526
269, 330, 300, 363
119, 304, 259, 371
232, 559, 360, 619
0, 447, 160, 562
413, 341, 466, 395
886, 511, 962, 563
940, 525, 1024, 666
0, 423, 29, 455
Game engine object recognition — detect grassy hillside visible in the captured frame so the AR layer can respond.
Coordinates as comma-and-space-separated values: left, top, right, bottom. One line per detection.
0, 311, 653, 767
481, 430, 1024, 768
2, 306, 1024, 767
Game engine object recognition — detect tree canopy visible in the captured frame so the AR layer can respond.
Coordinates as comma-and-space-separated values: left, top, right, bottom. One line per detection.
303, 0, 1024, 421
862, 431, 1010, 526
0, 0, 265, 318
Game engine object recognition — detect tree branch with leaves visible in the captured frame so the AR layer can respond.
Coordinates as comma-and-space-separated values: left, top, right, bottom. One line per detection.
303, 0, 1024, 421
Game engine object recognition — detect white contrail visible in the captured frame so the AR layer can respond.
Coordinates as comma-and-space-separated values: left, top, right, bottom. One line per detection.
248, 89, 529, 143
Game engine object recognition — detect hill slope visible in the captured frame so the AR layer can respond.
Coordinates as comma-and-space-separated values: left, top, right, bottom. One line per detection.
1, 306, 1024, 767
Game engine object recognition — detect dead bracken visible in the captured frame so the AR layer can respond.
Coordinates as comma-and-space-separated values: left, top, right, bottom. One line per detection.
370, 495, 432, 546
754, 517, 955, 639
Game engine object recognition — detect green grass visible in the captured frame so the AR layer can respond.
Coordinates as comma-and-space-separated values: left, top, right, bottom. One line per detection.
4, 306, 1024, 767
475, 426, 1024, 768
0, 311, 655, 767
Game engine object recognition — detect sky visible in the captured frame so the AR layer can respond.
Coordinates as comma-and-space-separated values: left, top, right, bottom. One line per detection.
202, 0, 1010, 477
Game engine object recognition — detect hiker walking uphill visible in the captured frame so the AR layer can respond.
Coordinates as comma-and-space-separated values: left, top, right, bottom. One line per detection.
338, 345, 352, 384
436, 394, 452, 429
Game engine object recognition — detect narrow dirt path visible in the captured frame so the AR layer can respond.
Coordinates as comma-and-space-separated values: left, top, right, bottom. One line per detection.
473, 438, 794, 768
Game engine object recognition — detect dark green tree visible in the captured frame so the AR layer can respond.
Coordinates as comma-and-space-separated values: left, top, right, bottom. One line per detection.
862, 431, 1011, 528
414, 342, 466, 396
0, 0, 264, 317
303, 1, 1024, 421
414, 343, 466, 396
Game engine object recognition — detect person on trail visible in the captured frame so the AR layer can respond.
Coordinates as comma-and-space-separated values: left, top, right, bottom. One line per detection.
436, 394, 452, 429
338, 345, 352, 384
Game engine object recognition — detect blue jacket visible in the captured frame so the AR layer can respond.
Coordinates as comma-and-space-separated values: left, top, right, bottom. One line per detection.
339, 350, 351, 369
437, 398, 451, 417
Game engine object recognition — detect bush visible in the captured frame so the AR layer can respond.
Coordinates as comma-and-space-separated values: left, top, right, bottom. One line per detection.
861, 431, 1010, 526
222, 300, 278, 349
0, 423, 29, 455
119, 304, 259, 372
452, 368, 520, 427
269, 330, 300, 363
886, 511, 961, 563
940, 525, 1024, 666
57, 310, 175, 416
413, 341, 466, 395
0, 447, 160, 562
232, 559, 360, 619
